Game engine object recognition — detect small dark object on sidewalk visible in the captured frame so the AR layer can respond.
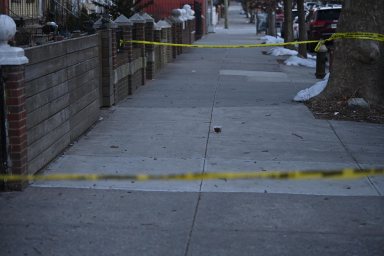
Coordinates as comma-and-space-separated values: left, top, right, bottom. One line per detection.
213, 126, 222, 133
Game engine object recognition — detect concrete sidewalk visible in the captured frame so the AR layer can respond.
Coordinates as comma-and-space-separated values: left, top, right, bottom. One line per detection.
30, 4, 384, 195
1, 3, 384, 256
1, 187, 383, 256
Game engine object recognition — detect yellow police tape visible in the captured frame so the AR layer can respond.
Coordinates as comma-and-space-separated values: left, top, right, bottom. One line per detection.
120, 32, 384, 52
315, 32, 384, 51
1, 168, 383, 182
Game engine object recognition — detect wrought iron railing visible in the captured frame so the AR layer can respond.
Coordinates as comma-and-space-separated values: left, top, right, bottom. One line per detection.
8, 0, 43, 21
8, 0, 81, 25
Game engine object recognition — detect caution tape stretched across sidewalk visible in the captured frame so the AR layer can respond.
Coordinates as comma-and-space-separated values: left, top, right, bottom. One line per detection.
120, 32, 384, 51
1, 168, 383, 182
314, 32, 384, 51
121, 39, 320, 49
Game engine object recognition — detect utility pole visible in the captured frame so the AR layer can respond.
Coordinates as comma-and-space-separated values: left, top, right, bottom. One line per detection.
224, 0, 229, 29
267, 0, 276, 36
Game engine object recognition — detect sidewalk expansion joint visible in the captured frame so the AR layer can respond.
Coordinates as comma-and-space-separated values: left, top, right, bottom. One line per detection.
184, 62, 223, 256
327, 121, 382, 196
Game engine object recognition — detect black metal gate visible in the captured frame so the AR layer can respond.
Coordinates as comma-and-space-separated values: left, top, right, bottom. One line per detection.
0, 67, 8, 175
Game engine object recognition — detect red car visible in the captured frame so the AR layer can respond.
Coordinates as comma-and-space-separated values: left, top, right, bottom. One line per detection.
306, 6, 342, 51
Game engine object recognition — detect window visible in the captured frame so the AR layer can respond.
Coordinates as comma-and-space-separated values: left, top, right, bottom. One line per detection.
317, 9, 341, 21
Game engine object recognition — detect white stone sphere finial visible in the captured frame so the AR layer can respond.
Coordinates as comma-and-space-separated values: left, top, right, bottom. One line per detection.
183, 4, 191, 11
0, 15, 29, 65
0, 14, 17, 46
182, 4, 195, 19
178, 8, 187, 21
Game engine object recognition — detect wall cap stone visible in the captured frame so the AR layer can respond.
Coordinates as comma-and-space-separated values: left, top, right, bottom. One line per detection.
140, 13, 155, 23
93, 16, 118, 29
157, 20, 172, 29
129, 13, 146, 24
154, 23, 162, 31
114, 15, 133, 26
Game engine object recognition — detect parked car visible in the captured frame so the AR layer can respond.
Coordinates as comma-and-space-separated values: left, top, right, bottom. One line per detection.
304, 2, 320, 10
324, 3, 342, 8
306, 6, 342, 51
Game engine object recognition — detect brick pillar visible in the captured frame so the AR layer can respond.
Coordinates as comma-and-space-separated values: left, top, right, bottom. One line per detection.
182, 20, 188, 45
95, 19, 118, 107
122, 25, 133, 95
114, 15, 134, 95
135, 22, 146, 85
181, 5, 195, 44
158, 20, 173, 64
154, 26, 162, 71
191, 19, 195, 43
154, 27, 161, 42
143, 17, 155, 80
122, 25, 133, 62
110, 27, 119, 102
3, 66, 28, 190
189, 19, 196, 44
114, 15, 133, 62
176, 22, 183, 55
100, 29, 114, 107
170, 21, 178, 59
111, 28, 117, 70
130, 13, 146, 86
166, 27, 173, 62
169, 9, 184, 56
159, 28, 167, 66
0, 15, 29, 190
186, 20, 191, 44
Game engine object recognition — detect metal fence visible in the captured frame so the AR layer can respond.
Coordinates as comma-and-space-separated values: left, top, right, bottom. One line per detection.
8, 0, 82, 26
8, 0, 46, 22
7, 0, 92, 46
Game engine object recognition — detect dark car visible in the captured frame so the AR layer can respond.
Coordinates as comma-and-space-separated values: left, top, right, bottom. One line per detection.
306, 6, 342, 51
304, 2, 320, 10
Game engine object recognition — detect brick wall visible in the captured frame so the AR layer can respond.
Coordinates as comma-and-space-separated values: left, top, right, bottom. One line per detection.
24, 35, 100, 174
3, 65, 28, 190
1, 12, 201, 190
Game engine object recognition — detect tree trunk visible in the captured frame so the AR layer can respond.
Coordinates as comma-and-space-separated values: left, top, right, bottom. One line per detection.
297, 0, 307, 57
283, 0, 294, 49
224, 0, 229, 29
267, 0, 276, 36
314, 0, 384, 105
